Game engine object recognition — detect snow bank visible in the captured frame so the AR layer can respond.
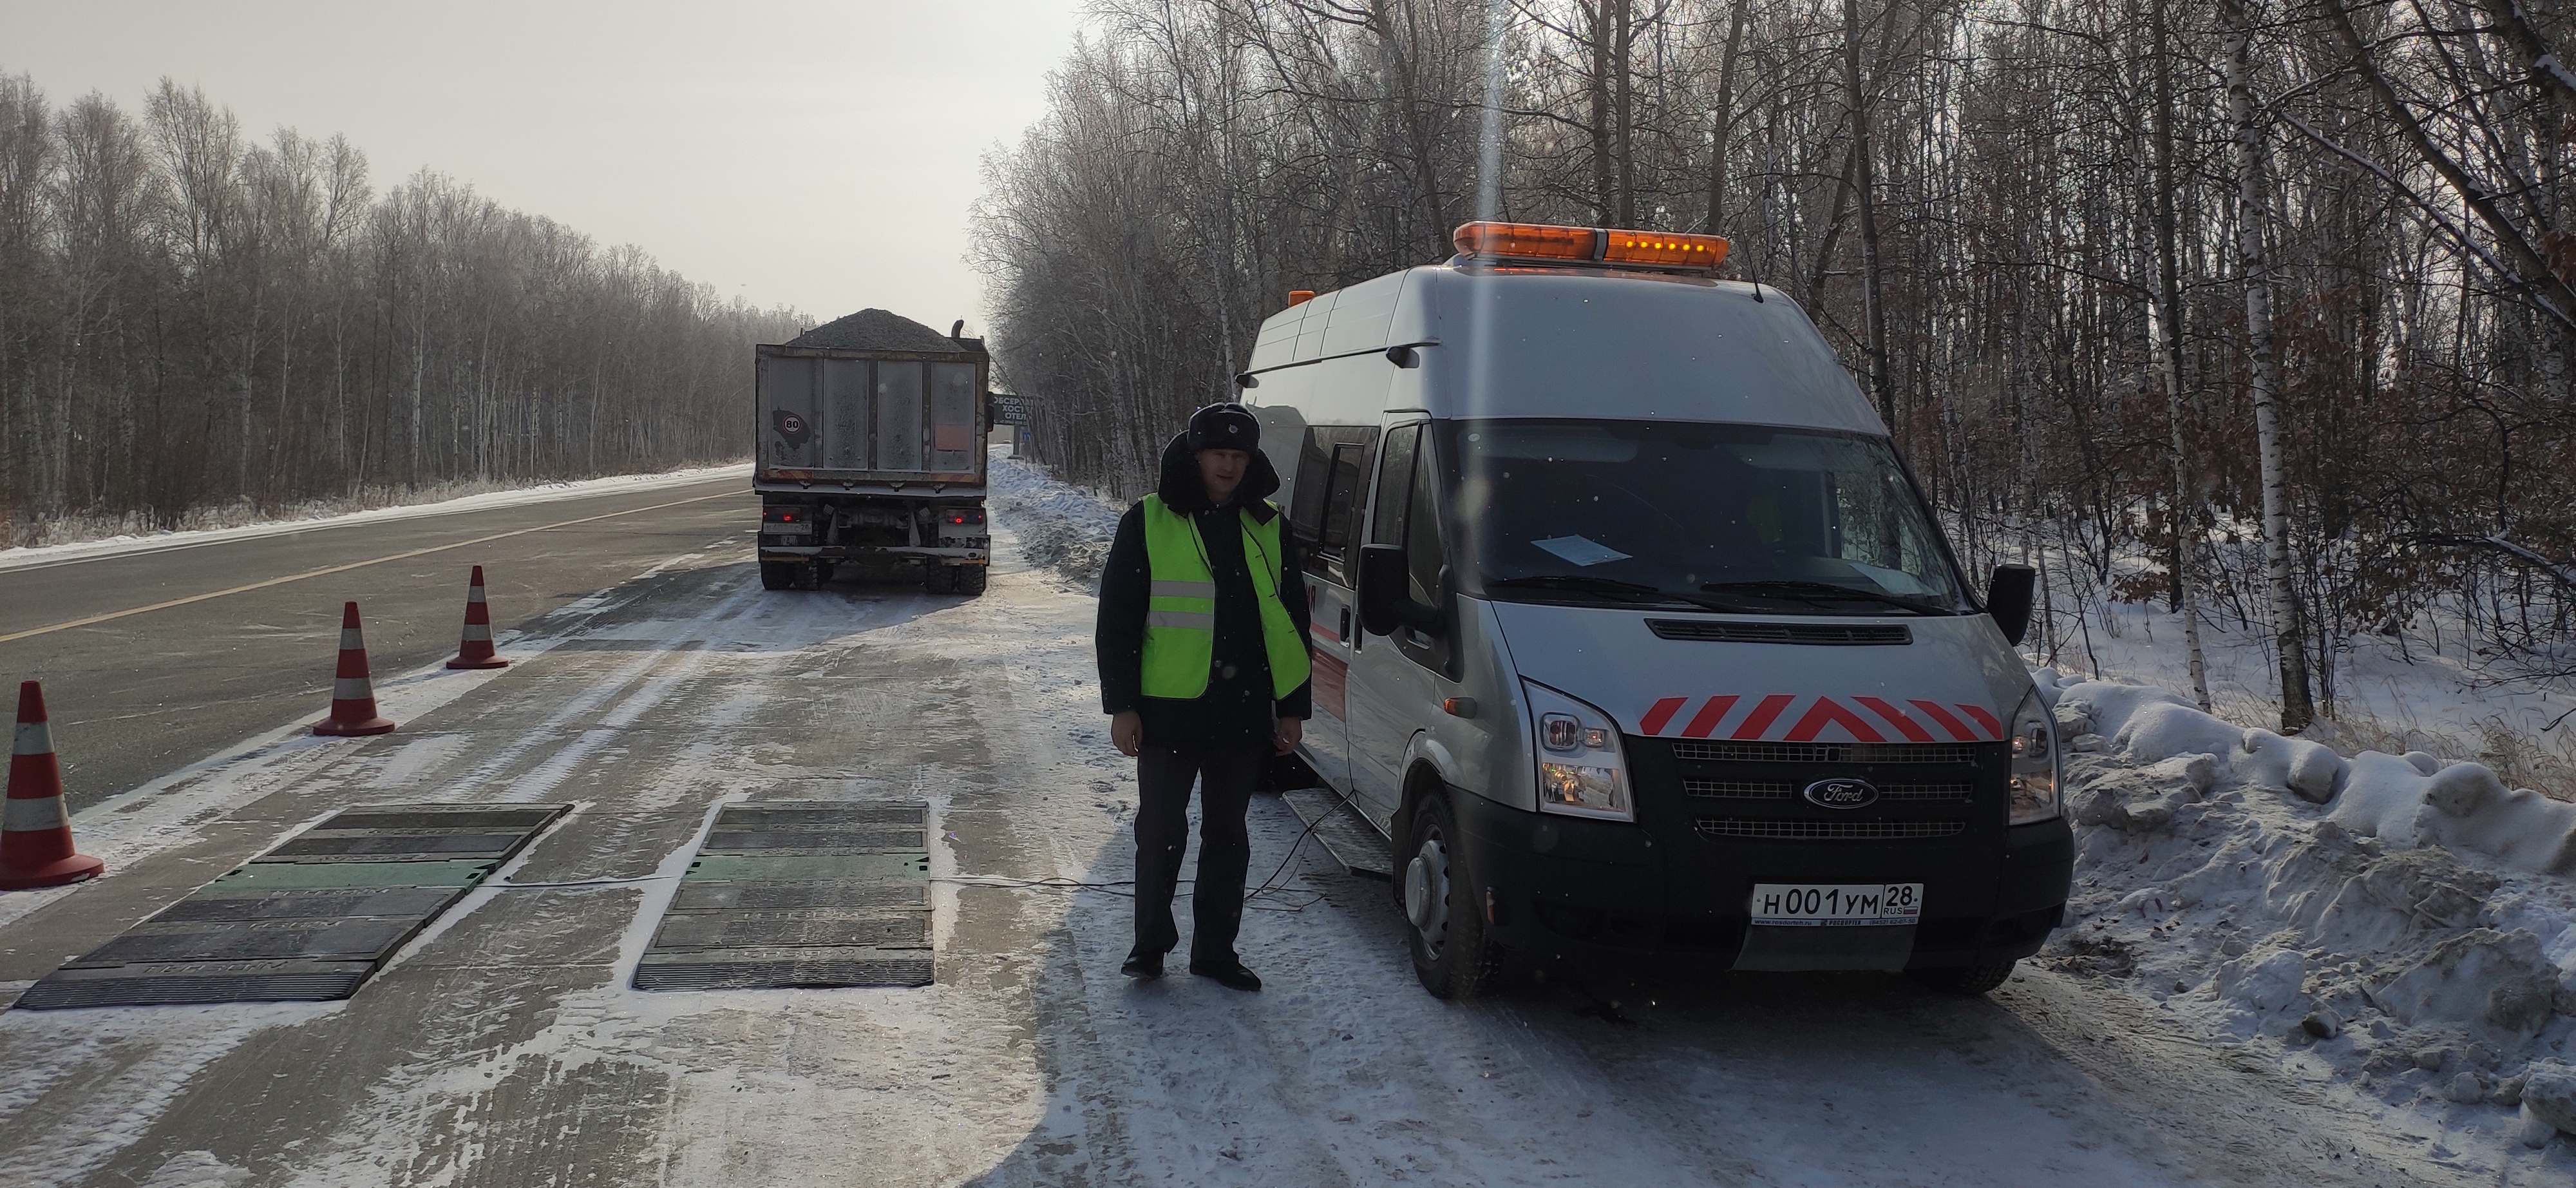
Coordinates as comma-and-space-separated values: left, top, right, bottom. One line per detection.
2041, 668, 2576, 1156
2043, 672, 2576, 876
985, 450, 1123, 589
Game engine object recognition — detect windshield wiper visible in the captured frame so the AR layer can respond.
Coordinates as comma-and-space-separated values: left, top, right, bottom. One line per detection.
1697, 579, 1955, 617
1486, 575, 1689, 605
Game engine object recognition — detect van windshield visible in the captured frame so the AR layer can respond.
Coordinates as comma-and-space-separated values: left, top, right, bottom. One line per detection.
1444, 419, 1973, 615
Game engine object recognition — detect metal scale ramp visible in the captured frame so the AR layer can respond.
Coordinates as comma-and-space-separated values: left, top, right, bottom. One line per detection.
632, 800, 933, 991
14, 804, 567, 1010
1279, 787, 1392, 879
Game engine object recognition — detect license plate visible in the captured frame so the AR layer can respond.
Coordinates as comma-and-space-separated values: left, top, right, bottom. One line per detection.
1748, 883, 1922, 927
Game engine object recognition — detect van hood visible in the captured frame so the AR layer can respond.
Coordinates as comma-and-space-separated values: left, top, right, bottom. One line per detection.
1486, 600, 2034, 744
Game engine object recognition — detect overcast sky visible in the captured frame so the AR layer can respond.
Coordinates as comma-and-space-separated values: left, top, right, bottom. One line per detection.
1, 0, 1089, 333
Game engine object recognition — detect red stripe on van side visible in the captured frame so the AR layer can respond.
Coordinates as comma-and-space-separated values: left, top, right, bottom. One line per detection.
1784, 697, 1886, 743
1638, 697, 1687, 736
1731, 695, 1795, 740
1956, 704, 2003, 740
1680, 695, 1739, 738
1908, 700, 1979, 742
1853, 696, 1935, 742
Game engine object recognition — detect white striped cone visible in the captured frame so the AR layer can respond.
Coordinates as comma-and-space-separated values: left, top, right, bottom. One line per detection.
3, 680, 104, 890
446, 565, 509, 669
313, 601, 397, 736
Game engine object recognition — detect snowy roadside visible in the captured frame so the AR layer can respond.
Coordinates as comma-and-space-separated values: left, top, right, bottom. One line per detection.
2036, 669, 2576, 1167
0, 462, 749, 573
985, 450, 1124, 590
2009, 557, 2576, 803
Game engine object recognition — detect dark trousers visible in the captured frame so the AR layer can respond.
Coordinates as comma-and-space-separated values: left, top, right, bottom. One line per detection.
1132, 745, 1262, 964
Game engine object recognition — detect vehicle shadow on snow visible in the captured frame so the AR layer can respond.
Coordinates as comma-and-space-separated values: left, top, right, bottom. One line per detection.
956, 790, 2208, 1188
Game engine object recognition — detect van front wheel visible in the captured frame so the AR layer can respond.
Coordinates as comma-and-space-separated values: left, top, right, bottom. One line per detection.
1404, 793, 1504, 1000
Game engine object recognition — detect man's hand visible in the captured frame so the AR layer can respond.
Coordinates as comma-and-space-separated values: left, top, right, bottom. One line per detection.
1274, 716, 1303, 757
1111, 710, 1142, 757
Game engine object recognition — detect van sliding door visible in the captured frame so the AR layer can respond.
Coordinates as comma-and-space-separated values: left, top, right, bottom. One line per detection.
1289, 426, 1374, 798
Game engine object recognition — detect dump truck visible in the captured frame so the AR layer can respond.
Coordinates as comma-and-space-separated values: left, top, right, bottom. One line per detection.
754, 310, 992, 593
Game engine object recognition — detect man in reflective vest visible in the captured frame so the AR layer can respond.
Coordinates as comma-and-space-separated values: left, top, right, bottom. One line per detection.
1097, 403, 1313, 991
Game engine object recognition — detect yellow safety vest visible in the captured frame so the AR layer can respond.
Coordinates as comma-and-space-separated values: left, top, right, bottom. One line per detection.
1140, 494, 1312, 701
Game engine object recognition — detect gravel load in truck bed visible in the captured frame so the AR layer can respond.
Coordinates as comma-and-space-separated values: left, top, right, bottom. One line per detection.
786, 309, 971, 352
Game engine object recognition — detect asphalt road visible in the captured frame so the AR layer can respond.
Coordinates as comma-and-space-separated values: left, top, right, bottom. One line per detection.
0, 474, 754, 812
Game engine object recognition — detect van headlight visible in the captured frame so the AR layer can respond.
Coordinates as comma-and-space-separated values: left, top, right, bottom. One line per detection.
2007, 686, 2060, 825
1526, 682, 1633, 821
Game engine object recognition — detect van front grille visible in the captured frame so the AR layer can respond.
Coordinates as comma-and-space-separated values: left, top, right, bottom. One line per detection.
1667, 741, 1980, 765
1695, 818, 1966, 841
1681, 780, 1973, 801
1681, 780, 1795, 798
1645, 620, 1912, 645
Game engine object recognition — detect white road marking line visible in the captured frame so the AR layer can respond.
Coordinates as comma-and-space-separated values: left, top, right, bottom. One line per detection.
0, 490, 744, 644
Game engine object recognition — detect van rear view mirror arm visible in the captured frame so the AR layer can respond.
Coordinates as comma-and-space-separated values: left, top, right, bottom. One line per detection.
1986, 564, 2036, 647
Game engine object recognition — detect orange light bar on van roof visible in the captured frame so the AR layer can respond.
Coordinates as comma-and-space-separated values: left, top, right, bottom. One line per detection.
1452, 221, 1731, 272
1453, 222, 1596, 261
1603, 229, 1731, 268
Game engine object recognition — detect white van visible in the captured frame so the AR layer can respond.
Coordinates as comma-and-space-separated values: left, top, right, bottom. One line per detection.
1244, 222, 2069, 999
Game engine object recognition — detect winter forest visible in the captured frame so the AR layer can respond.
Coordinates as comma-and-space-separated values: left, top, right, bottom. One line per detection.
972, 0, 2576, 747
0, 77, 804, 548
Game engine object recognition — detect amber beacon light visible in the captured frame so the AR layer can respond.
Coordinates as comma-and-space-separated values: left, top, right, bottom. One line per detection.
1452, 221, 1730, 272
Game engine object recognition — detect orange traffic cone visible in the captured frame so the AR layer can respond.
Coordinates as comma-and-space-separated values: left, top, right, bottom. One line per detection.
3, 681, 105, 890
445, 566, 509, 669
312, 602, 396, 736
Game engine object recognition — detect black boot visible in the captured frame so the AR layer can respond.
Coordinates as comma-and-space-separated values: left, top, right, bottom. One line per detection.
1188, 957, 1261, 992
1120, 950, 1164, 979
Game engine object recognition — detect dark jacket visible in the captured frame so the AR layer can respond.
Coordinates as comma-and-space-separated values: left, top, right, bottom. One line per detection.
1097, 433, 1314, 751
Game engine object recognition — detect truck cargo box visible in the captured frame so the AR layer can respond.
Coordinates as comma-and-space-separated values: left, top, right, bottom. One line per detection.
756, 311, 987, 491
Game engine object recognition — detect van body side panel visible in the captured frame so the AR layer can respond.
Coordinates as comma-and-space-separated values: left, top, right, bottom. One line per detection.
1424, 597, 1523, 809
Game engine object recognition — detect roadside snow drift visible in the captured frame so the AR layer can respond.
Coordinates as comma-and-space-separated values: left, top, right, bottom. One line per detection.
2039, 669, 2576, 1149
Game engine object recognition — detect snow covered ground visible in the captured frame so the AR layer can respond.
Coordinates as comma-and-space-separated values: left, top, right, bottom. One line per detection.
2028, 570, 2576, 803
2035, 670, 2576, 1165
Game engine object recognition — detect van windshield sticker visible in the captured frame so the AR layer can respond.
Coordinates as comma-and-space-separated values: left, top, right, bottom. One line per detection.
1531, 535, 1631, 567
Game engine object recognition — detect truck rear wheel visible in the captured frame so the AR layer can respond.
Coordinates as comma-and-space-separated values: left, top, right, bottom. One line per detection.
760, 561, 797, 590
954, 565, 987, 597
1909, 959, 2017, 995
924, 564, 957, 595
1405, 792, 1506, 1000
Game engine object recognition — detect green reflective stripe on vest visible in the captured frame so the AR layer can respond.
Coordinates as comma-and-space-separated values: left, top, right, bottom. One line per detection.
1139, 494, 1313, 702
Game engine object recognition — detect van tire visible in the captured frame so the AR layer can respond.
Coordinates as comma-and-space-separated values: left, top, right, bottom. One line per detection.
955, 565, 988, 596
1908, 959, 2016, 995
760, 562, 796, 590
1403, 793, 1505, 1000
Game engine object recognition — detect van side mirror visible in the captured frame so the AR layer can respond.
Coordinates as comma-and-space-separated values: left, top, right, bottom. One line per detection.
1986, 564, 2036, 646
1357, 544, 1407, 637
1357, 545, 1446, 638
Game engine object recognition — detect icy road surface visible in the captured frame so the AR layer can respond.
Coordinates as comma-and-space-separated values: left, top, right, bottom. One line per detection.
0, 503, 2510, 1185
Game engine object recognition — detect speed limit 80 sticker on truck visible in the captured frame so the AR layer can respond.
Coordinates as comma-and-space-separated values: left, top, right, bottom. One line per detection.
1750, 883, 1923, 927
